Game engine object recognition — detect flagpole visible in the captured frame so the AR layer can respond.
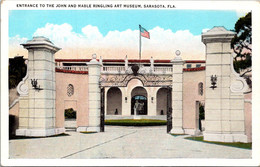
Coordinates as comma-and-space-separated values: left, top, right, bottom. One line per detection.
139, 25, 141, 66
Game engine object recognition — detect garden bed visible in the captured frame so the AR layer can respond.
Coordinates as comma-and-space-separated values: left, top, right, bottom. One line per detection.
105, 119, 167, 126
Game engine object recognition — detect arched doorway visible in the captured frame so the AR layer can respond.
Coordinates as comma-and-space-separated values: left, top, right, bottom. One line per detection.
64, 100, 77, 131
156, 88, 168, 115
107, 87, 122, 115
131, 87, 148, 115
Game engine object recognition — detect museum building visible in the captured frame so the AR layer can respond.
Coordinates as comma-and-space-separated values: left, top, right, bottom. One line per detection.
9, 27, 252, 143
55, 57, 205, 134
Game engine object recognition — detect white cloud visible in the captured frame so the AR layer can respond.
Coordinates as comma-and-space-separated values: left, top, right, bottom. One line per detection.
102, 29, 139, 48
33, 23, 84, 48
236, 10, 250, 18
82, 25, 103, 41
9, 35, 28, 57
9, 35, 28, 47
202, 28, 210, 33
10, 23, 205, 60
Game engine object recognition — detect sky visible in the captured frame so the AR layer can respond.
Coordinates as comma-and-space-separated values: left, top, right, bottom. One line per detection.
9, 10, 248, 60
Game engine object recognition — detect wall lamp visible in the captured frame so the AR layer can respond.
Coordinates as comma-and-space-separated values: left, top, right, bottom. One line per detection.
31, 79, 43, 91
210, 75, 217, 90
151, 97, 154, 103
125, 97, 127, 103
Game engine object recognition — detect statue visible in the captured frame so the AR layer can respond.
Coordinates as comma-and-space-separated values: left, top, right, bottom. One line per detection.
115, 108, 118, 115
134, 100, 140, 115
134, 100, 144, 115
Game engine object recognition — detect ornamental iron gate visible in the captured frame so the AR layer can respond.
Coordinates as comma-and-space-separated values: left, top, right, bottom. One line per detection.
100, 87, 105, 132
167, 87, 172, 133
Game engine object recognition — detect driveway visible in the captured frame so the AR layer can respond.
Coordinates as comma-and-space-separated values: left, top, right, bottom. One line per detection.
9, 126, 251, 159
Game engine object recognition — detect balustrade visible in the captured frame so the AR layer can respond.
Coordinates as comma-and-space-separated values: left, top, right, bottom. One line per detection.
154, 67, 173, 73
102, 66, 125, 72
56, 66, 88, 71
101, 66, 172, 74
56, 65, 174, 74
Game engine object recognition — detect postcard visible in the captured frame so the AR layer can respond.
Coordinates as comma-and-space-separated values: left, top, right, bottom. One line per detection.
1, 0, 260, 166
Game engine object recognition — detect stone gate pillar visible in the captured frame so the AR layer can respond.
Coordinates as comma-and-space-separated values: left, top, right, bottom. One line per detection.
87, 54, 102, 132
171, 51, 184, 134
16, 37, 62, 137
202, 27, 248, 142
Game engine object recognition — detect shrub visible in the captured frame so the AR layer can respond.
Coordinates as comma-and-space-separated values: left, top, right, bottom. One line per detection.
64, 108, 76, 119
199, 104, 205, 120
105, 119, 166, 126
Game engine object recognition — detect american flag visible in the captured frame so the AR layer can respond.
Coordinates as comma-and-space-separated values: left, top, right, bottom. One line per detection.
139, 25, 150, 39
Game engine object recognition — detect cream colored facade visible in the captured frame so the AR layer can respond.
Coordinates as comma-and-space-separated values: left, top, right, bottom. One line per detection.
10, 27, 252, 143
54, 56, 206, 135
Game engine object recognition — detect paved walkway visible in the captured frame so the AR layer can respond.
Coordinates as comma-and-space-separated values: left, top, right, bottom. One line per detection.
9, 126, 251, 159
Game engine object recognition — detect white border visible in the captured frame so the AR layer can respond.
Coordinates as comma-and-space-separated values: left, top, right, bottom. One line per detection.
1, 1, 260, 166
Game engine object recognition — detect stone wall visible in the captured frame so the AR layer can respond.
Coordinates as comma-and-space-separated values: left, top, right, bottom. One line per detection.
55, 72, 89, 129
183, 70, 205, 134
244, 93, 252, 142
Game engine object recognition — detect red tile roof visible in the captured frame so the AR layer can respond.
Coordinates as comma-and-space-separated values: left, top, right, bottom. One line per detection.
55, 59, 91, 62
183, 66, 205, 72
185, 60, 205, 63
55, 68, 88, 74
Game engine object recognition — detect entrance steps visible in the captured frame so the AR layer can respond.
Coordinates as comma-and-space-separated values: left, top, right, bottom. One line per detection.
64, 119, 77, 131
65, 127, 76, 132
105, 115, 166, 120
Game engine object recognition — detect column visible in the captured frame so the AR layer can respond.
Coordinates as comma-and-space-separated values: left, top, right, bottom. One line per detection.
16, 36, 63, 137
147, 87, 157, 116
120, 87, 130, 116
170, 51, 184, 134
104, 87, 108, 116
87, 54, 102, 132
150, 56, 154, 73
125, 55, 128, 71
202, 27, 248, 142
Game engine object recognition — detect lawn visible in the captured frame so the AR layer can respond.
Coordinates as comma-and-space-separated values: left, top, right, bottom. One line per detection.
170, 133, 187, 137
105, 119, 167, 126
185, 136, 252, 149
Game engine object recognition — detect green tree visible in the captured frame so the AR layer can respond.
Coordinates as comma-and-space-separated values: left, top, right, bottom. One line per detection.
231, 12, 252, 89
9, 56, 27, 89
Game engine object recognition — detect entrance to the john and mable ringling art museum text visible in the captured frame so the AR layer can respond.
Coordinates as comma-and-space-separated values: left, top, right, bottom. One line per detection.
131, 95, 147, 115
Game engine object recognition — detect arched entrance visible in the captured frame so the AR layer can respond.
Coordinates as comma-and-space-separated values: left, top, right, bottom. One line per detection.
131, 87, 148, 115
156, 88, 168, 115
64, 100, 77, 131
107, 87, 122, 115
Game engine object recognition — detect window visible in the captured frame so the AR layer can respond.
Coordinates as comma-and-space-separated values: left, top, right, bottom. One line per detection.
196, 64, 201, 68
67, 84, 74, 97
198, 82, 203, 96
187, 64, 191, 68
